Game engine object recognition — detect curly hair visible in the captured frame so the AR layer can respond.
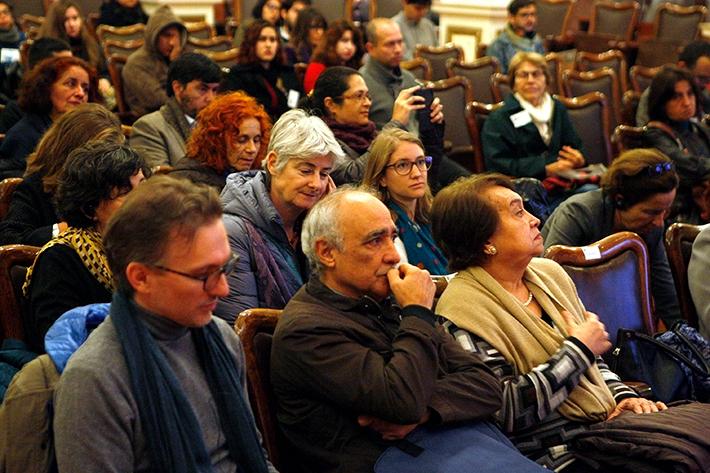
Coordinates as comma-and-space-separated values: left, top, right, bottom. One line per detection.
38, 0, 102, 70
238, 20, 283, 66
18, 55, 101, 114
648, 65, 702, 123
311, 19, 364, 69
290, 7, 326, 57
186, 91, 272, 173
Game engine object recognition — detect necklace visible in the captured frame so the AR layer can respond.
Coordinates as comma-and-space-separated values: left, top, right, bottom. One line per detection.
522, 290, 533, 307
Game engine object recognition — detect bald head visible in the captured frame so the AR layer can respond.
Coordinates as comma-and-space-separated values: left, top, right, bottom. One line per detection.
366, 18, 405, 68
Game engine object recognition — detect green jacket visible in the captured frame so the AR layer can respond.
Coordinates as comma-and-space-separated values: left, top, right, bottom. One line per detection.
482, 94, 583, 179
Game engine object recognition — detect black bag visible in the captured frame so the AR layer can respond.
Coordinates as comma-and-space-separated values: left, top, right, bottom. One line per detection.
610, 327, 710, 403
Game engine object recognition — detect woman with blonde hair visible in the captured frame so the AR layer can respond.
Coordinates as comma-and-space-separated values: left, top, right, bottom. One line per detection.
172, 91, 272, 190
361, 127, 447, 274
0, 104, 123, 246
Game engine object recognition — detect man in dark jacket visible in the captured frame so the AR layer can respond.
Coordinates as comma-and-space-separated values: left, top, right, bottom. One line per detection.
271, 188, 512, 473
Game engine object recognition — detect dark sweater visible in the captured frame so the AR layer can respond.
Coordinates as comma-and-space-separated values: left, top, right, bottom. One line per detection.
220, 62, 302, 121
482, 94, 583, 179
0, 113, 52, 179
0, 173, 57, 246
25, 244, 112, 353
98, 0, 149, 27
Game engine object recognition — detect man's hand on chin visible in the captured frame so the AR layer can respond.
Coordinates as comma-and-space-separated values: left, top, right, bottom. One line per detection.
387, 263, 435, 308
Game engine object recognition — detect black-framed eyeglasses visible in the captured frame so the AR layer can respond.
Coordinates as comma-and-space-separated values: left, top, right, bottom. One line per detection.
150, 253, 239, 291
647, 162, 673, 176
385, 156, 433, 176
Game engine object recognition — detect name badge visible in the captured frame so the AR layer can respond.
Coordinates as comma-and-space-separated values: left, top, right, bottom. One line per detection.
287, 89, 300, 109
510, 110, 532, 128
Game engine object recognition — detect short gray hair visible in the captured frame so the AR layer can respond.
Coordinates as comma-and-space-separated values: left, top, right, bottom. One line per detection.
302, 186, 375, 276
264, 108, 344, 173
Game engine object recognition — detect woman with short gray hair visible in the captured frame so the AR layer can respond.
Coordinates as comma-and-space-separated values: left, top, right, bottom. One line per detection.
215, 109, 344, 322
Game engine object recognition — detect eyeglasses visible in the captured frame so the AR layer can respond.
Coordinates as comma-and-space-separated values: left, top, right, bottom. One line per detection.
514, 69, 544, 80
647, 162, 673, 176
385, 156, 433, 175
340, 91, 371, 102
150, 253, 239, 291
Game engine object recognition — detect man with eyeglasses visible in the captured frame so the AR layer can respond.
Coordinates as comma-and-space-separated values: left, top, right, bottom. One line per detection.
488, 0, 544, 73
53, 176, 277, 473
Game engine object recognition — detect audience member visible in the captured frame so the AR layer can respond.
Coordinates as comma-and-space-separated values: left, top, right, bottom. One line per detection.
284, 6, 326, 64
488, 0, 545, 73
129, 52, 221, 167
433, 174, 670, 471
23, 141, 147, 353
637, 41, 710, 126
0, 37, 72, 130
689, 223, 710, 339
362, 128, 447, 273
221, 19, 302, 121
97, 0, 148, 28
215, 109, 342, 323
122, 5, 186, 116
53, 176, 277, 473
482, 51, 589, 208
392, 0, 437, 61
233, 0, 282, 47
279, 0, 309, 44
0, 55, 100, 178
303, 19, 364, 93
0, 104, 123, 247
542, 148, 683, 329
172, 91, 272, 190
359, 18, 420, 133
642, 65, 710, 223
306, 66, 438, 185
271, 188, 545, 473
0, 1, 23, 50
38, 0, 111, 98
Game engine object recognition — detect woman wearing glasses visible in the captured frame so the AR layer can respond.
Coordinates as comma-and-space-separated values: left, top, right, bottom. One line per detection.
482, 52, 587, 206
23, 142, 147, 353
362, 128, 448, 274
542, 148, 682, 329
306, 66, 444, 187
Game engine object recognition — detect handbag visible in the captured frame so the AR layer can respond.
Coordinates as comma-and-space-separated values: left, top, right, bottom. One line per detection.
542, 164, 608, 193
610, 327, 710, 403
373, 422, 547, 473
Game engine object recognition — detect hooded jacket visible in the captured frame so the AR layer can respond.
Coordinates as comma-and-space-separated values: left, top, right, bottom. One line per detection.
215, 171, 307, 324
122, 5, 186, 116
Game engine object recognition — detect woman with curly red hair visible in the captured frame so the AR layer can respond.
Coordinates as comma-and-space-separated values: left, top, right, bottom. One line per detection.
172, 91, 272, 190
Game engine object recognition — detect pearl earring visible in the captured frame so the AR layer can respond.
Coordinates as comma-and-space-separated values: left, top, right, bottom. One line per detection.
484, 245, 497, 256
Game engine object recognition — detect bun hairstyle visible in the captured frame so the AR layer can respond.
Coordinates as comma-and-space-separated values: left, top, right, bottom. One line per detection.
304, 65, 360, 117
601, 148, 679, 210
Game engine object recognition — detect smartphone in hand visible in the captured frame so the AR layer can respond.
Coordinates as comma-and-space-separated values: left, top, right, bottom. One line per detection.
413, 87, 435, 131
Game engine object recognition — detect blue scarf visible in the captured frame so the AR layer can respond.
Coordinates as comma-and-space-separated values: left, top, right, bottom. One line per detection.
110, 291, 270, 473
387, 201, 448, 275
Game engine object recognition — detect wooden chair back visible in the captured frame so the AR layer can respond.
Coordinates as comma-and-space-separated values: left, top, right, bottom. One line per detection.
544, 231, 656, 348
370, 0, 403, 20
414, 44, 464, 82
629, 64, 661, 93
620, 89, 641, 126
490, 72, 511, 103
96, 23, 146, 44
664, 222, 705, 329
184, 20, 216, 40
186, 35, 233, 53
102, 38, 143, 57
466, 100, 504, 173
555, 92, 613, 165
653, 3, 707, 43
19, 14, 44, 37
588, 0, 640, 42
106, 54, 137, 124
0, 177, 22, 221
611, 124, 644, 157
561, 67, 621, 132
235, 308, 286, 470
430, 76, 474, 152
193, 48, 240, 71
447, 56, 500, 104
536, 0, 576, 40
544, 51, 564, 96
0, 244, 40, 343
401, 57, 432, 82
575, 49, 628, 92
